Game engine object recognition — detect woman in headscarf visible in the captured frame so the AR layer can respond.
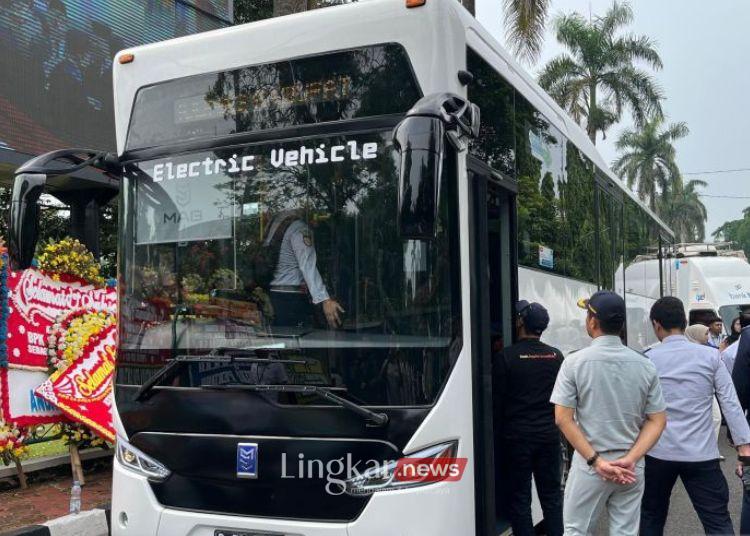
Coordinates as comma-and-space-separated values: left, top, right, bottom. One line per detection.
685, 324, 710, 346
685, 323, 722, 444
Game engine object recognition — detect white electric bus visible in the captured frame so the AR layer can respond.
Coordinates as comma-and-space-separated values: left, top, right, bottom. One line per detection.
9, 0, 674, 534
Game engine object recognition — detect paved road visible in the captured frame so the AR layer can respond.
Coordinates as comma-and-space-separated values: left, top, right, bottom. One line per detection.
663, 429, 744, 536
593, 426, 744, 535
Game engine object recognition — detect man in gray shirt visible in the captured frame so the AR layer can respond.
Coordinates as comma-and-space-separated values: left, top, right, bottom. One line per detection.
641, 297, 750, 535
551, 291, 667, 536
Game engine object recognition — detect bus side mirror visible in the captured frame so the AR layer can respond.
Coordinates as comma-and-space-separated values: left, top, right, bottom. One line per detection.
393, 116, 445, 240
9, 173, 47, 270
393, 93, 480, 240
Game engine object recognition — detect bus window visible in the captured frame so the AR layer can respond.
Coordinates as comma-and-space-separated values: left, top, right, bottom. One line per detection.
598, 187, 615, 290
561, 144, 597, 285
515, 96, 566, 277
466, 48, 516, 178
119, 130, 463, 407
597, 185, 623, 293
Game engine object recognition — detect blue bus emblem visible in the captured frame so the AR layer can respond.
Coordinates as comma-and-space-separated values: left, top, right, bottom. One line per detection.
236, 443, 258, 479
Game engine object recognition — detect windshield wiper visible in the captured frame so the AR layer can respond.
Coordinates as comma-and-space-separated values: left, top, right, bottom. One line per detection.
134, 354, 305, 402
202, 384, 390, 427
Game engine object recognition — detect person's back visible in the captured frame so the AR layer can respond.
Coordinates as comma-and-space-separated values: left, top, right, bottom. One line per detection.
501, 338, 563, 439
552, 291, 666, 536
558, 337, 660, 453
640, 297, 750, 536
648, 337, 732, 460
494, 301, 564, 536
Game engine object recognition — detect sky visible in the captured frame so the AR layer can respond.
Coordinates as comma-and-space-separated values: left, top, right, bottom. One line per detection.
474, 0, 750, 239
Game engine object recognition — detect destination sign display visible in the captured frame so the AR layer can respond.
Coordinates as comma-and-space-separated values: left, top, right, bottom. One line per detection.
126, 44, 420, 150
175, 76, 353, 125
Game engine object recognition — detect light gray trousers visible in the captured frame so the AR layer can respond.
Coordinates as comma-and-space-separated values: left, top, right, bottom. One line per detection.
563, 452, 645, 536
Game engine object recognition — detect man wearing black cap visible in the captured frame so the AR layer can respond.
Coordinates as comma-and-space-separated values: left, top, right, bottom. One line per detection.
493, 300, 564, 536
551, 291, 667, 536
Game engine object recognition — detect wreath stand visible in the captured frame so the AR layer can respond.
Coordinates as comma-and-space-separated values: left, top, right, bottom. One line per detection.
14, 458, 27, 489
69, 444, 85, 485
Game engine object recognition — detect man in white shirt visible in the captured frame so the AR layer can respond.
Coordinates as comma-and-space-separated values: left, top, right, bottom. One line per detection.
642, 297, 750, 535
265, 211, 344, 329
708, 315, 725, 349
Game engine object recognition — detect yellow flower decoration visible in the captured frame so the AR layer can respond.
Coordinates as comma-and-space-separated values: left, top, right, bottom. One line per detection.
38, 237, 105, 286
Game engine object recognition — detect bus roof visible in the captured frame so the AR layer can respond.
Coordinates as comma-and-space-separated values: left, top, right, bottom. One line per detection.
112, 0, 672, 236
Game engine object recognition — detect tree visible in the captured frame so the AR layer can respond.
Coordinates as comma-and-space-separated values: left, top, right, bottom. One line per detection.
503, 0, 550, 62
235, 0, 273, 22
660, 179, 707, 242
233, 0, 547, 58
714, 208, 750, 256
612, 119, 688, 211
538, 1, 663, 144
235, 0, 349, 21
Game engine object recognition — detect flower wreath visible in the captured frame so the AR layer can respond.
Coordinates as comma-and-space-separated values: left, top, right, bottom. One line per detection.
0, 418, 29, 466
47, 309, 117, 372
37, 237, 105, 286
46, 309, 116, 449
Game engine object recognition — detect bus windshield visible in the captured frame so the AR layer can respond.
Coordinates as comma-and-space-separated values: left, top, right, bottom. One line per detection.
117, 130, 462, 407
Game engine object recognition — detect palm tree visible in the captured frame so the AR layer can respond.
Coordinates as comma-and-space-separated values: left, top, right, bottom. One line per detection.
503, 0, 550, 62
660, 179, 708, 242
612, 119, 689, 211
538, 2, 663, 144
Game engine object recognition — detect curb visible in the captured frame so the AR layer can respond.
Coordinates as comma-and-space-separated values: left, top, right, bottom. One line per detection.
0, 508, 111, 536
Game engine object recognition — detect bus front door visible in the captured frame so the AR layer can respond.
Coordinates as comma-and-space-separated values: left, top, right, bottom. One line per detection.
469, 164, 518, 536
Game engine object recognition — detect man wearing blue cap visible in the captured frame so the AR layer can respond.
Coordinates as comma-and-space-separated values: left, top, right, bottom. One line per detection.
494, 300, 564, 536
551, 291, 667, 536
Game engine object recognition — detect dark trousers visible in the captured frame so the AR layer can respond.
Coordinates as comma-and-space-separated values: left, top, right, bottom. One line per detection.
497, 437, 563, 536
740, 488, 750, 535
270, 291, 313, 328
641, 456, 733, 535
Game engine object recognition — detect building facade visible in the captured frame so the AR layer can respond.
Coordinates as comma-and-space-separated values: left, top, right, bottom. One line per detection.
0, 0, 232, 172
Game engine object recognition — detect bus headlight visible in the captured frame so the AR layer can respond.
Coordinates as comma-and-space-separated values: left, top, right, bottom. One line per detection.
116, 437, 171, 481
344, 441, 461, 496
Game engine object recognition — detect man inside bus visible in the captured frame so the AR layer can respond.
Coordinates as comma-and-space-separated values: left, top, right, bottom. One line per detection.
551, 291, 667, 536
493, 300, 564, 536
264, 209, 344, 329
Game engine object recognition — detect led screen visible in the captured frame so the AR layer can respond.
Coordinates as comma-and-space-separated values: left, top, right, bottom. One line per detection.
0, 0, 229, 156
180, 0, 233, 22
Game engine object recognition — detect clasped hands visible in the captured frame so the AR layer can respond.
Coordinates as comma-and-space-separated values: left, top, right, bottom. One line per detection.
592, 455, 638, 486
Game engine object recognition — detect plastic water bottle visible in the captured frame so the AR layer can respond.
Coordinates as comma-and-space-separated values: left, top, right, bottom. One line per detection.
69, 480, 82, 514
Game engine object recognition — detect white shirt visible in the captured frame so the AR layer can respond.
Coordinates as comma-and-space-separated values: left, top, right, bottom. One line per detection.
722, 339, 740, 374
647, 335, 750, 462
708, 332, 723, 349
268, 219, 330, 304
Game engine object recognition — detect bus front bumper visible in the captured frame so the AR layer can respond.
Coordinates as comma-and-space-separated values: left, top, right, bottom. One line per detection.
111, 457, 348, 536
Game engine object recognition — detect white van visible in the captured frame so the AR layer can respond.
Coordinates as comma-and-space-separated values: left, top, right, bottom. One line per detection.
670, 243, 750, 329
620, 242, 750, 342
